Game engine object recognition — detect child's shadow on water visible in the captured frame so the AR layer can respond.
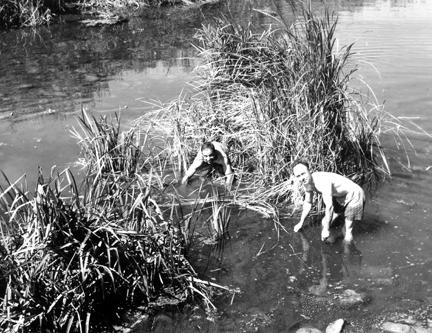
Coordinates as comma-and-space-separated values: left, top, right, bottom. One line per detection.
293, 211, 392, 296
295, 231, 363, 296
354, 212, 389, 237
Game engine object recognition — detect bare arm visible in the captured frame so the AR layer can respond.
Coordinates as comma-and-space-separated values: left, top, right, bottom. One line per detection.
217, 146, 234, 189
294, 191, 313, 232
320, 189, 334, 232
181, 155, 202, 185
223, 158, 234, 189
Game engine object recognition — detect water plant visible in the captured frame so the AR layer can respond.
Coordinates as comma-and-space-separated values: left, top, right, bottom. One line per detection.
150, 4, 397, 207
0, 110, 221, 332
0, 0, 203, 29
0, 0, 54, 28
207, 187, 231, 239
70, 110, 148, 180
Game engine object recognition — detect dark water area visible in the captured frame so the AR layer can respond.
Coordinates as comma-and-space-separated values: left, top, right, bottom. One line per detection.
1, 0, 432, 332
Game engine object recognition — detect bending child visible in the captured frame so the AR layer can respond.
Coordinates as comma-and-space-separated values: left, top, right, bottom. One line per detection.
181, 142, 234, 189
292, 160, 365, 243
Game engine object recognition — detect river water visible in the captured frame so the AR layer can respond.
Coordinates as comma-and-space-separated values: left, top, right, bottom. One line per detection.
1, 0, 432, 332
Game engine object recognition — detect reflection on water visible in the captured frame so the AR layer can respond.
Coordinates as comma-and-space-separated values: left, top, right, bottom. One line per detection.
150, 210, 397, 331
0, 14, 200, 119
0, 8, 202, 182
1, 0, 432, 331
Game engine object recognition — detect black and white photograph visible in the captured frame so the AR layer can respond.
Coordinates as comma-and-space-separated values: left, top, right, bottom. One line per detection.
1, 0, 431, 332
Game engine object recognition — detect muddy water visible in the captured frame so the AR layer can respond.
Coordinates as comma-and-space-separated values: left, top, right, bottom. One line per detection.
1, 0, 432, 332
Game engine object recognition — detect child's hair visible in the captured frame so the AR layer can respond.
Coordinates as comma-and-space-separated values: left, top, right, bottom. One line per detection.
292, 159, 309, 169
201, 142, 215, 152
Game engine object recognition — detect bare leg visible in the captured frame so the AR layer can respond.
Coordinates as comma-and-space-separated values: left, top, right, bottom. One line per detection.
321, 220, 330, 241
322, 212, 340, 241
344, 218, 354, 243
330, 212, 340, 226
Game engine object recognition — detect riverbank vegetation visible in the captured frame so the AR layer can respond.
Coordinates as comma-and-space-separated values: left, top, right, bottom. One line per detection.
0, 0, 204, 29
150, 6, 396, 206
0, 111, 227, 332
0, 3, 412, 332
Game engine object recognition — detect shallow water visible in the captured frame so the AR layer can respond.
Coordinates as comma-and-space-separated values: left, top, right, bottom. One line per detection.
0, 10, 201, 183
1, 0, 432, 331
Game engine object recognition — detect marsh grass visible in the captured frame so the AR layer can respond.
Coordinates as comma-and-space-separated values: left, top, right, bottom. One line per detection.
0, 110, 228, 332
132, 103, 282, 235
0, 0, 199, 29
0, 0, 54, 28
208, 188, 231, 238
70, 110, 149, 180
146, 4, 411, 210
74, 0, 208, 27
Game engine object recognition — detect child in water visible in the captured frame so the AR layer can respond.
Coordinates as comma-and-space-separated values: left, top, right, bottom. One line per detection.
292, 160, 365, 243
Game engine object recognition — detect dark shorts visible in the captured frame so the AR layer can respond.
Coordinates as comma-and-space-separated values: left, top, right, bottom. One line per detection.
195, 163, 225, 179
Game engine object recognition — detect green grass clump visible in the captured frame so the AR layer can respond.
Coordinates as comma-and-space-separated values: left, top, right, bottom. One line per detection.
158, 5, 393, 203
0, 111, 215, 332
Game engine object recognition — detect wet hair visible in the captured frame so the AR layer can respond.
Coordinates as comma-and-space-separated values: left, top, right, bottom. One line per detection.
201, 142, 215, 152
292, 159, 309, 170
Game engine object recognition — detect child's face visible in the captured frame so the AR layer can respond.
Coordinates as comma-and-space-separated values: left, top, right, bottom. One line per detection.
293, 163, 311, 185
202, 148, 216, 164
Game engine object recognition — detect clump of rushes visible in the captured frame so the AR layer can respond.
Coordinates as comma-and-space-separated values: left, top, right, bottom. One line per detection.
0, 111, 216, 332
161, 5, 395, 204
70, 110, 148, 179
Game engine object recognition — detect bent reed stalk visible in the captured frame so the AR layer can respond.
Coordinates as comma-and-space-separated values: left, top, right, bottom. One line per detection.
0, 110, 231, 332
151, 5, 398, 207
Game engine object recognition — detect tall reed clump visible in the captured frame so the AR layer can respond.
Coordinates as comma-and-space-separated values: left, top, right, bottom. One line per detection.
164, 6, 392, 203
0, 111, 215, 332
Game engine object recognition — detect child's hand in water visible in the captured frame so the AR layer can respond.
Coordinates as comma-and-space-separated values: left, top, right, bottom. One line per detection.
293, 222, 303, 232
180, 177, 188, 185
321, 228, 330, 241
